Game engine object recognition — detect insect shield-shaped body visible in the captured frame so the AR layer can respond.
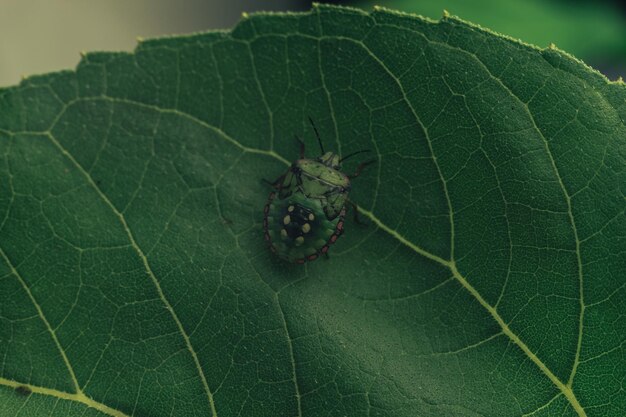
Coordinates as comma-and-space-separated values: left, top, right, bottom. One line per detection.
263, 119, 372, 264
264, 153, 347, 263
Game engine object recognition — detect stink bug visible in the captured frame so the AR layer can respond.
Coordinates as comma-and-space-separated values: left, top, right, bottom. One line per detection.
263, 118, 373, 263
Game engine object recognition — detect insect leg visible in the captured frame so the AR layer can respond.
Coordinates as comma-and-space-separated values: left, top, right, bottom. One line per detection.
262, 173, 285, 189
308, 117, 325, 154
349, 200, 367, 225
348, 159, 376, 179
295, 134, 305, 159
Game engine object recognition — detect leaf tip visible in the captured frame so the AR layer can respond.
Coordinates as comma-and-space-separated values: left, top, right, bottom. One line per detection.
443, 9, 450, 18
79, 50, 87, 58
241, 11, 249, 19
549, 42, 557, 50
617, 76, 624, 84
136, 36, 144, 43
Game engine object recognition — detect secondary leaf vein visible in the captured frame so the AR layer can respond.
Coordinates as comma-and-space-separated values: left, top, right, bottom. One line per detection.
43, 130, 220, 417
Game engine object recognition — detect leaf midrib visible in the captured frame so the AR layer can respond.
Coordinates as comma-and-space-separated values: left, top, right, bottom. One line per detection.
366, 17, 587, 389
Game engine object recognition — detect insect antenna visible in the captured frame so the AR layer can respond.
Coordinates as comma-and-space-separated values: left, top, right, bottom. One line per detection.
340, 149, 371, 163
308, 117, 325, 154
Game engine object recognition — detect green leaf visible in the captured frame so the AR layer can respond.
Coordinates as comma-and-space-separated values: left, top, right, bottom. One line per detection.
356, 0, 626, 67
0, 5, 624, 416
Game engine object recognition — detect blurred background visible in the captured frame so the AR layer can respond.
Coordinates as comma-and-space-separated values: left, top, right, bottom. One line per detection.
1, 0, 625, 87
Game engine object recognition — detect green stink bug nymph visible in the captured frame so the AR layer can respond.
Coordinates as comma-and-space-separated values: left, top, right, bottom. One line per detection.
263, 118, 373, 264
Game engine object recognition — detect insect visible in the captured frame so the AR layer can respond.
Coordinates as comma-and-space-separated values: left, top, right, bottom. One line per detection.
15, 385, 32, 396
263, 118, 373, 263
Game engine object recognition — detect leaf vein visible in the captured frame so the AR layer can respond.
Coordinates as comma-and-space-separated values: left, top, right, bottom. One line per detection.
43, 129, 220, 417
0, 377, 131, 417
0, 247, 82, 395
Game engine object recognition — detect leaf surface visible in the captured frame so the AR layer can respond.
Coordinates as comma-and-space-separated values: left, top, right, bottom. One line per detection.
357, 0, 626, 66
0, 5, 624, 417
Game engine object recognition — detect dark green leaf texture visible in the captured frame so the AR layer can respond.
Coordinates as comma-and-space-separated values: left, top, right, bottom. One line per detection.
0, 5, 624, 417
